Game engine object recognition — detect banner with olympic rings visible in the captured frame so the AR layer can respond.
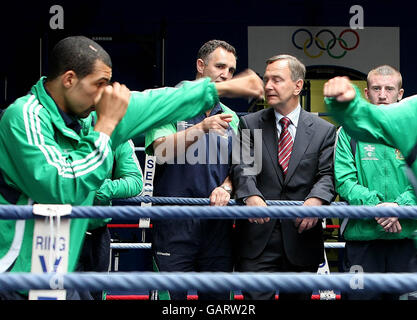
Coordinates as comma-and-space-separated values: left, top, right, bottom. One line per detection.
248, 26, 399, 76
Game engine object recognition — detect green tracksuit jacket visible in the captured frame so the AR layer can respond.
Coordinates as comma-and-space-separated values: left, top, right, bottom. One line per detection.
335, 127, 417, 240
325, 85, 417, 180
94, 139, 142, 205
0, 76, 218, 273
87, 137, 143, 230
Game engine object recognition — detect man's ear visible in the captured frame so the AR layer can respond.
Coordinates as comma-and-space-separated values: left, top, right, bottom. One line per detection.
196, 58, 206, 75
397, 88, 404, 101
364, 87, 369, 100
61, 70, 78, 89
294, 79, 304, 95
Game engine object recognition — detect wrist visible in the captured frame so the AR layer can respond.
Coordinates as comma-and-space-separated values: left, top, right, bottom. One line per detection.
94, 118, 118, 136
244, 195, 265, 206
193, 122, 205, 133
185, 124, 205, 144
220, 185, 232, 194
304, 197, 324, 206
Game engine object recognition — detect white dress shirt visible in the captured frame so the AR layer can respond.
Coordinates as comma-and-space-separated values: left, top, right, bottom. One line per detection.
274, 104, 301, 140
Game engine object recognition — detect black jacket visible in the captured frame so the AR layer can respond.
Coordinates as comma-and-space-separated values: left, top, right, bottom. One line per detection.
232, 107, 336, 267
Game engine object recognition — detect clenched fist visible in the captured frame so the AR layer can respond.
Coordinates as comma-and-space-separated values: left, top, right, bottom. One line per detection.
323, 76, 356, 102
215, 69, 264, 100
94, 82, 131, 136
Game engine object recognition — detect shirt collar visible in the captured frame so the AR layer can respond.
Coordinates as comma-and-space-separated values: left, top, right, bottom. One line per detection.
188, 102, 223, 125
209, 102, 223, 116
274, 104, 301, 128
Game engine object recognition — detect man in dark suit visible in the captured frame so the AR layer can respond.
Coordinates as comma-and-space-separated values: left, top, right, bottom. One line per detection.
232, 54, 336, 300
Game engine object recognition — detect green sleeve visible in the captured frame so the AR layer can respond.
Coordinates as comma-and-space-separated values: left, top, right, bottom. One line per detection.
144, 123, 176, 155
394, 184, 417, 205
94, 139, 143, 205
90, 140, 143, 230
334, 127, 382, 205
0, 103, 114, 205
220, 103, 239, 134
110, 78, 218, 148
325, 85, 417, 161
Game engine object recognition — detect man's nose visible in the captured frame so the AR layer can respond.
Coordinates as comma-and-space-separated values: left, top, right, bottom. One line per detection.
378, 89, 387, 99
221, 70, 233, 81
264, 79, 273, 90
94, 87, 106, 105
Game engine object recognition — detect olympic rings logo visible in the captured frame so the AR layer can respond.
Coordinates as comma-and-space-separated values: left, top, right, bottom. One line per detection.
291, 28, 360, 59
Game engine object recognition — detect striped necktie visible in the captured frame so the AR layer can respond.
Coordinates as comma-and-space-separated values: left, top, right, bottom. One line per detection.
278, 117, 293, 175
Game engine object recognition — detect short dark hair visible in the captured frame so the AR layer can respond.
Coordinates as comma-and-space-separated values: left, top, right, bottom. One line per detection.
47, 36, 112, 80
197, 40, 237, 64
367, 65, 402, 89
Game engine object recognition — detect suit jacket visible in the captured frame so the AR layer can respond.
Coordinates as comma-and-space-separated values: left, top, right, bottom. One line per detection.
232, 107, 336, 267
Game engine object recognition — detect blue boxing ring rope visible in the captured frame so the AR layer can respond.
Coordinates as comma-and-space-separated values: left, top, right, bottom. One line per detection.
2, 203, 417, 220
1, 272, 417, 294
0, 200, 416, 295
112, 196, 348, 206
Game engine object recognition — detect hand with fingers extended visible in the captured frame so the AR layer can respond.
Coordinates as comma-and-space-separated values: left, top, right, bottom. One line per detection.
215, 69, 264, 100
294, 197, 323, 233
323, 76, 356, 102
94, 82, 131, 136
244, 195, 270, 224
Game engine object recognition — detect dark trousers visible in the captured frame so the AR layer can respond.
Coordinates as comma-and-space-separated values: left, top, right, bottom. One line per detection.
343, 239, 417, 300
76, 225, 111, 300
236, 221, 318, 300
152, 219, 234, 300
153, 252, 233, 300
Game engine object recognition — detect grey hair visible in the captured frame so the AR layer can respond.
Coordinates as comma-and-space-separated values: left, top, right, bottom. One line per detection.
266, 54, 306, 82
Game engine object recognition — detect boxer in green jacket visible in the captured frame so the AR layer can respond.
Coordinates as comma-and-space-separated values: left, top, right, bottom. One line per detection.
333, 66, 417, 300
324, 75, 417, 181
0, 36, 263, 289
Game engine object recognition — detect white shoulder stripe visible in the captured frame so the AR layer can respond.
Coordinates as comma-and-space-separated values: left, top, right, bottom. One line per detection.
45, 145, 71, 168
28, 101, 40, 146
0, 220, 25, 273
71, 135, 103, 166
71, 134, 106, 172
74, 134, 110, 177
62, 128, 78, 137
22, 95, 37, 145
23, 99, 111, 179
128, 139, 143, 175
34, 104, 44, 145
